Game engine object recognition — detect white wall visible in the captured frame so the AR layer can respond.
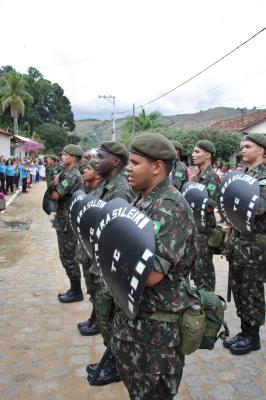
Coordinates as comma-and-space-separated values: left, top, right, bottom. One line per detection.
245, 120, 266, 134
0, 135, 11, 158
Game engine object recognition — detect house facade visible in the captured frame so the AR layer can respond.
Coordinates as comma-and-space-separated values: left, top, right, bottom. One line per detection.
0, 128, 12, 158
212, 110, 266, 164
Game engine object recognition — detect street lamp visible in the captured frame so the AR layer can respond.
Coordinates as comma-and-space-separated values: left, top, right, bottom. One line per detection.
98, 95, 116, 141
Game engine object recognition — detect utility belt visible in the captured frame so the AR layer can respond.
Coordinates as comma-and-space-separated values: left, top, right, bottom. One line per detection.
237, 232, 266, 245
148, 310, 181, 323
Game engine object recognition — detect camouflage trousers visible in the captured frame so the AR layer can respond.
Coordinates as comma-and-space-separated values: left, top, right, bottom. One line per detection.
111, 312, 184, 400
56, 230, 81, 281
191, 233, 215, 291
75, 242, 94, 297
230, 263, 265, 327
81, 264, 95, 298
94, 274, 115, 346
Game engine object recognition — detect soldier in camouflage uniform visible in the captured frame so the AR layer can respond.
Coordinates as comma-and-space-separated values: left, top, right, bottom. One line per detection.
111, 133, 198, 400
223, 133, 266, 355
171, 140, 188, 191
49, 144, 84, 303
77, 160, 105, 336
85, 141, 133, 386
45, 155, 61, 187
188, 140, 221, 291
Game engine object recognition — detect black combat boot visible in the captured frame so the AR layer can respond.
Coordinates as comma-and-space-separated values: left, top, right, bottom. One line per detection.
77, 307, 100, 336
230, 325, 261, 355
223, 320, 248, 349
223, 332, 244, 348
87, 355, 121, 386
58, 280, 84, 303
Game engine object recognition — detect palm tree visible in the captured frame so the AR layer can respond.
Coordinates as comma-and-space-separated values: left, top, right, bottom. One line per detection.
135, 108, 160, 131
0, 71, 33, 134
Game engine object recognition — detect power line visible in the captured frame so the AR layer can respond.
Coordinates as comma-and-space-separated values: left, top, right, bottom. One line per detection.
115, 26, 266, 115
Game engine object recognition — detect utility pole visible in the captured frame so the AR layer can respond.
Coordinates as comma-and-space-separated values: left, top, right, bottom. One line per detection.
98, 95, 116, 141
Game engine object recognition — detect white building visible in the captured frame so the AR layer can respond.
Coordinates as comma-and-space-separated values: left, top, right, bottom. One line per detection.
0, 128, 12, 158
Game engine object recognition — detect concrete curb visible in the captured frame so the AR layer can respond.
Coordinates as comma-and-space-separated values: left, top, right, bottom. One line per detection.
0, 189, 22, 214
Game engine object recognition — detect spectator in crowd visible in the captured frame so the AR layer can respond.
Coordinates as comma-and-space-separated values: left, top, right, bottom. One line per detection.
5, 158, 15, 194
220, 163, 231, 182
213, 158, 223, 178
19, 161, 30, 193
29, 161, 37, 184
0, 156, 7, 194
39, 161, 46, 181
14, 159, 21, 189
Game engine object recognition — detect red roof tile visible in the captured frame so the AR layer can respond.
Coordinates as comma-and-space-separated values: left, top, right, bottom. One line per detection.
212, 110, 266, 132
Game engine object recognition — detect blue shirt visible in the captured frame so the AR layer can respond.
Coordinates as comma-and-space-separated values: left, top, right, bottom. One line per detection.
19, 165, 29, 179
5, 165, 15, 177
0, 164, 5, 173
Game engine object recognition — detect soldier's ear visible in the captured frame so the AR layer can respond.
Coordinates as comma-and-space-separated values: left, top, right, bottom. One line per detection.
152, 160, 165, 176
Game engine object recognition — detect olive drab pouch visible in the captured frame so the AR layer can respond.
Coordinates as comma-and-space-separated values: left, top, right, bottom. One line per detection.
179, 305, 206, 355
208, 225, 226, 255
96, 287, 115, 322
195, 289, 229, 350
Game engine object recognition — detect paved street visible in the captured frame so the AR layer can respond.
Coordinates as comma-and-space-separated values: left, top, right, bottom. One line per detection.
0, 182, 265, 400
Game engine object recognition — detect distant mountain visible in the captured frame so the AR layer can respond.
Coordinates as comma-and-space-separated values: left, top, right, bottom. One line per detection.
74, 107, 259, 145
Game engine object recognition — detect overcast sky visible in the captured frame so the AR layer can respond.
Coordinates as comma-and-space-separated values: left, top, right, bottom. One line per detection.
1, 0, 266, 120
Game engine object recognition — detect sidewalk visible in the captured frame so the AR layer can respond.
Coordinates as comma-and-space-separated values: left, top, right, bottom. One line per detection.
0, 182, 265, 400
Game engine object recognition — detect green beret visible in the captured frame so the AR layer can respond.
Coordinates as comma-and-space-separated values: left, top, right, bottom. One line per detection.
129, 133, 176, 164
62, 144, 83, 158
87, 159, 97, 170
100, 141, 128, 164
244, 133, 266, 150
171, 140, 183, 152
195, 140, 216, 156
47, 154, 59, 162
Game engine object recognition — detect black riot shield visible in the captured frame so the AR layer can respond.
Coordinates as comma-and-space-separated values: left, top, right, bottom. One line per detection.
77, 195, 107, 259
181, 182, 209, 229
69, 190, 87, 236
220, 171, 260, 234
42, 188, 58, 215
94, 198, 155, 319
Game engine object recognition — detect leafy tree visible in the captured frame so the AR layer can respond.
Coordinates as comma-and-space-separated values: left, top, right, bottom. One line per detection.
0, 71, 33, 133
35, 123, 79, 155
162, 127, 241, 162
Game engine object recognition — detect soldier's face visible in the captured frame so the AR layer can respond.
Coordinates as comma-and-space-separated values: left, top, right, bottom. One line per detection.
96, 150, 113, 176
61, 153, 75, 167
241, 140, 264, 164
83, 167, 96, 182
127, 153, 154, 191
192, 147, 208, 166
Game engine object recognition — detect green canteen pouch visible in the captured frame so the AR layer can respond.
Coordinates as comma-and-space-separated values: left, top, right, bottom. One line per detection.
96, 288, 115, 321
179, 305, 206, 355
208, 226, 226, 253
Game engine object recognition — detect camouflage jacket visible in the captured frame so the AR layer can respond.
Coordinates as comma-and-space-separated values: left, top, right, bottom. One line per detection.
89, 172, 133, 275
46, 164, 61, 187
171, 159, 188, 191
196, 164, 221, 233
53, 166, 84, 232
135, 178, 198, 315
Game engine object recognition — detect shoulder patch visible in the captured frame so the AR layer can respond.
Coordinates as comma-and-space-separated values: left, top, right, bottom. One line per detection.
61, 179, 70, 189
153, 221, 161, 236
207, 183, 217, 192
259, 179, 266, 186
175, 171, 183, 178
